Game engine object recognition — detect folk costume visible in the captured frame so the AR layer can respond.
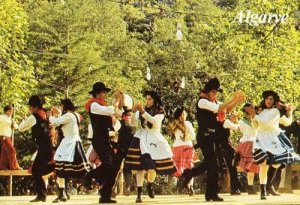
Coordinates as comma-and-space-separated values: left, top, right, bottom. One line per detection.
18, 96, 54, 202
223, 107, 259, 195
0, 106, 20, 170
251, 90, 300, 199
182, 78, 244, 202
169, 106, 196, 195
50, 99, 90, 203
85, 82, 118, 204
125, 91, 176, 203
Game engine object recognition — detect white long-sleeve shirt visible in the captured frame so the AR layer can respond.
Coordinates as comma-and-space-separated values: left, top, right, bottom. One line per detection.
172, 121, 196, 147
198, 98, 222, 113
18, 115, 37, 132
90, 102, 115, 116
0, 114, 17, 137
223, 119, 257, 142
49, 112, 81, 139
130, 111, 165, 130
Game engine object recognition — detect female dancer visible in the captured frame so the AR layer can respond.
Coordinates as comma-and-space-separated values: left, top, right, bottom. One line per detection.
50, 99, 90, 203
224, 103, 260, 195
125, 91, 176, 203
245, 90, 300, 199
18, 95, 55, 202
169, 106, 196, 195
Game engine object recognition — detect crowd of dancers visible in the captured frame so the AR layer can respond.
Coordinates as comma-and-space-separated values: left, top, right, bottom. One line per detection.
0, 78, 299, 204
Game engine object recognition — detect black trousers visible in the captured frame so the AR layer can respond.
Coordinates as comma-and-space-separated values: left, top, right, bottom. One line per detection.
216, 141, 241, 192
31, 149, 54, 198
91, 135, 116, 199
191, 133, 219, 197
267, 165, 283, 190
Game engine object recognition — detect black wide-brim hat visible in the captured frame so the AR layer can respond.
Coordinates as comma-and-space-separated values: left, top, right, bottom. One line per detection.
203, 77, 223, 93
262, 90, 283, 103
89, 82, 111, 95
144, 90, 162, 106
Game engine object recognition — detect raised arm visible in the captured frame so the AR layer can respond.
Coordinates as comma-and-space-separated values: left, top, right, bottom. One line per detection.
91, 102, 115, 116
49, 114, 71, 127
141, 112, 164, 127
18, 115, 36, 132
253, 109, 280, 127
223, 119, 240, 131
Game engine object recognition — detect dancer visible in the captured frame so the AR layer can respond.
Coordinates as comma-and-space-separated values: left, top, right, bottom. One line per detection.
223, 103, 260, 195
114, 106, 135, 196
18, 95, 55, 202
84, 82, 121, 204
182, 78, 245, 201
215, 111, 242, 195
125, 90, 176, 203
245, 90, 300, 200
0, 105, 21, 170
49, 99, 90, 203
169, 106, 196, 195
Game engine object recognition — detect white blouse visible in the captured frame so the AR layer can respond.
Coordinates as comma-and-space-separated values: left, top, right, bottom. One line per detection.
252, 108, 292, 133
172, 121, 196, 147
18, 115, 37, 132
223, 119, 257, 142
130, 111, 164, 130
49, 112, 81, 138
0, 114, 17, 137
252, 108, 293, 155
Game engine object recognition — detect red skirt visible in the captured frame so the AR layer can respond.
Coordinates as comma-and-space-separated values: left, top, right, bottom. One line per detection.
236, 141, 259, 173
172, 145, 195, 177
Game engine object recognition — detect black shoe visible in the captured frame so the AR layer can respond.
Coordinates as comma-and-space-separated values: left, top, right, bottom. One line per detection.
136, 197, 143, 203
83, 173, 94, 191
182, 169, 192, 189
53, 188, 67, 203
30, 196, 46, 202
147, 183, 155, 198
230, 189, 241, 195
267, 186, 280, 196
205, 195, 224, 201
99, 198, 117, 204
260, 184, 267, 200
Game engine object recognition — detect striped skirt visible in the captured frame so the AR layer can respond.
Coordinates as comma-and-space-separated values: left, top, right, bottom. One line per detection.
125, 137, 176, 175
55, 141, 91, 178
253, 132, 300, 165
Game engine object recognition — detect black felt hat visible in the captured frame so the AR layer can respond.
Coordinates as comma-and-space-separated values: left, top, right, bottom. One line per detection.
89, 82, 111, 95
203, 78, 223, 93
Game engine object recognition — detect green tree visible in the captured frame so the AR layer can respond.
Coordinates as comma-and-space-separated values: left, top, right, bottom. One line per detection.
0, 0, 36, 113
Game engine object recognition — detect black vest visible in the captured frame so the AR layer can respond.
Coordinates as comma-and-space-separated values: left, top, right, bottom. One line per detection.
196, 97, 219, 133
118, 120, 135, 151
31, 114, 52, 152
89, 102, 113, 140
